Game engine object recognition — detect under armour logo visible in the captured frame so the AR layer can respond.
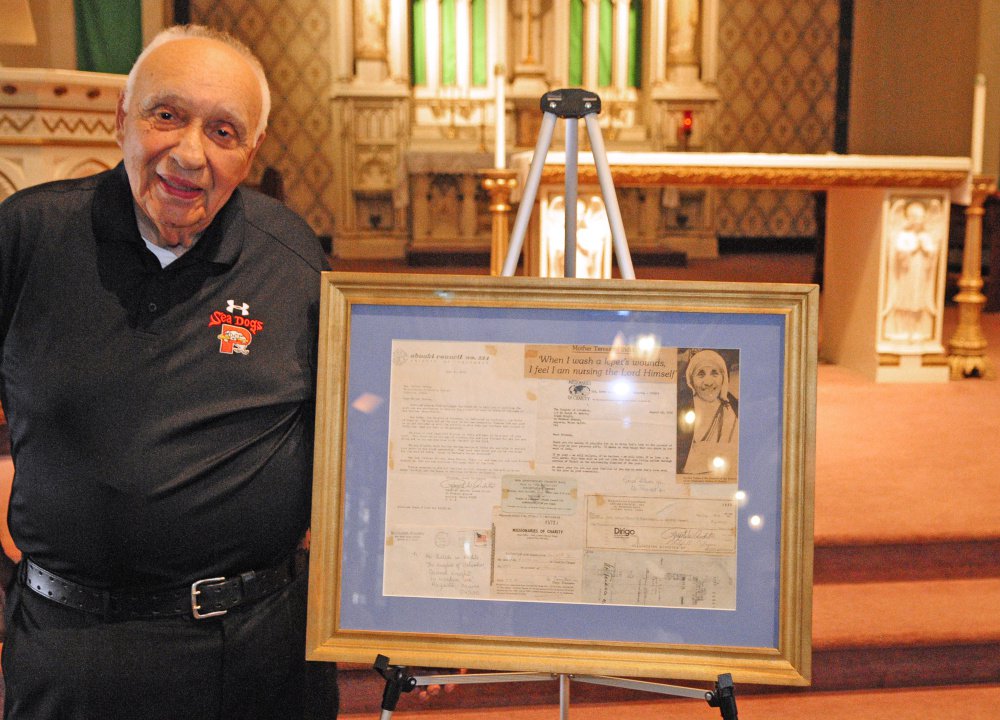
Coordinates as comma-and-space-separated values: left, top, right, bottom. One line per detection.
226, 299, 250, 316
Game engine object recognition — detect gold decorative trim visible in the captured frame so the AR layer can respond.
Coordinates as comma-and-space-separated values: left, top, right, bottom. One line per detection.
541, 165, 969, 190
878, 352, 948, 367
0, 137, 119, 148
922, 354, 949, 366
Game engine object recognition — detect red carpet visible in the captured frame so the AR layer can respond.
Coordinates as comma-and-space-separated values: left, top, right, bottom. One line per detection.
814, 336, 1000, 546
332, 254, 1000, 719
340, 684, 1000, 720
1, 254, 994, 718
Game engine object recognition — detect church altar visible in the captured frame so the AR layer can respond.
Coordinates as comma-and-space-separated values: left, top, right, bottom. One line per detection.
511, 151, 974, 382
397, 150, 495, 254
0, 68, 125, 200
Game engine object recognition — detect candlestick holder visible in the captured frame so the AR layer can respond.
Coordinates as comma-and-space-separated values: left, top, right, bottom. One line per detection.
480, 168, 519, 275
948, 174, 997, 379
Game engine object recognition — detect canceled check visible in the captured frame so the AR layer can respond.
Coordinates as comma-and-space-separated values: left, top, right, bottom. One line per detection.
586, 495, 736, 555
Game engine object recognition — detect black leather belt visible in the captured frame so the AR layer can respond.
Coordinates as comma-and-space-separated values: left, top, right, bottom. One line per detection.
21, 551, 307, 621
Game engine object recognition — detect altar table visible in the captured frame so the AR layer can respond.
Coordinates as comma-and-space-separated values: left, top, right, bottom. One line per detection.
512, 151, 973, 382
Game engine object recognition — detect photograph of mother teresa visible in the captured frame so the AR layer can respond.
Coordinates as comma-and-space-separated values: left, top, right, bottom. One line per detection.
676, 348, 740, 480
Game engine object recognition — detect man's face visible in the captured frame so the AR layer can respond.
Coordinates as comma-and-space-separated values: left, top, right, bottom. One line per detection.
116, 38, 265, 248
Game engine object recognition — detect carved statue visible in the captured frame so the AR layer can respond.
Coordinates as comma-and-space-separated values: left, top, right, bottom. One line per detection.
354, 0, 388, 60
667, 0, 700, 65
882, 199, 944, 344
542, 195, 611, 278
578, 196, 611, 278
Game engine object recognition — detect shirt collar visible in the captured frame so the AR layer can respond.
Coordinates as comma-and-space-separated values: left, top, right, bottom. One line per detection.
91, 162, 245, 268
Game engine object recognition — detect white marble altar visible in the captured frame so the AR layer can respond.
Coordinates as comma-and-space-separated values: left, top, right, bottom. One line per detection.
0, 68, 124, 200
512, 151, 973, 382
400, 150, 494, 253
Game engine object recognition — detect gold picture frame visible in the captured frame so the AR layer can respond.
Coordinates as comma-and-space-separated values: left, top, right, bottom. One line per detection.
306, 272, 817, 687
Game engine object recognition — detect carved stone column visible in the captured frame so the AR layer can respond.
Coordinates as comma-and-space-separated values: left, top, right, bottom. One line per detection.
948, 176, 998, 378
481, 169, 518, 275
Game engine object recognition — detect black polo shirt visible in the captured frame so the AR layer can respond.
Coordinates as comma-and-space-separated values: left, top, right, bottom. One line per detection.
0, 164, 325, 590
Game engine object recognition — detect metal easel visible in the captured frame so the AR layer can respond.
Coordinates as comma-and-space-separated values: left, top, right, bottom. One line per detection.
373, 655, 738, 720
501, 88, 636, 280
371, 90, 739, 720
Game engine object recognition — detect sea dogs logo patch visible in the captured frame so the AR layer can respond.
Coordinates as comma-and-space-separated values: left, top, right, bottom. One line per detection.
208, 300, 264, 356
218, 326, 252, 355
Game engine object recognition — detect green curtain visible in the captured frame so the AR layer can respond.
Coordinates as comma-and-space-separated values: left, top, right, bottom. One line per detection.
74, 0, 143, 74
571, 0, 635, 89
471, 0, 487, 86
598, 0, 612, 88
412, 0, 634, 89
568, 0, 583, 86
440, 0, 456, 85
412, 0, 427, 84
412, 0, 488, 87
629, 0, 642, 88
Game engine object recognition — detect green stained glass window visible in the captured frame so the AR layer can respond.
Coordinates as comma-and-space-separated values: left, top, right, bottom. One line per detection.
629, 0, 642, 88
412, 0, 427, 85
569, 0, 584, 86
440, 0, 456, 85
471, 0, 487, 85
599, 0, 612, 87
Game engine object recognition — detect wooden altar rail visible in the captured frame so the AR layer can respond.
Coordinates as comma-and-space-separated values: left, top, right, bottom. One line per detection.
501, 151, 990, 379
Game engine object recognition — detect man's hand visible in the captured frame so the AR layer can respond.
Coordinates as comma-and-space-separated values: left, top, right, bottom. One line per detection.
0, 549, 15, 644
0, 549, 14, 590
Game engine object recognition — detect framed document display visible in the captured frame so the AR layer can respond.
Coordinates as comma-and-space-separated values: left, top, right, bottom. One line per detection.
306, 272, 817, 686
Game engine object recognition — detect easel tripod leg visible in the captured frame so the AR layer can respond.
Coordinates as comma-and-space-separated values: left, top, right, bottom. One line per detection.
583, 113, 635, 279
564, 119, 579, 279
502, 112, 559, 276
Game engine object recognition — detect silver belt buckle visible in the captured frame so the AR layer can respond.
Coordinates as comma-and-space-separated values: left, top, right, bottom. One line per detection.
191, 576, 227, 619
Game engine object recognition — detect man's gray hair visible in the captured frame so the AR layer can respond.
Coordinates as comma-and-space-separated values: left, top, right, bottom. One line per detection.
122, 25, 271, 142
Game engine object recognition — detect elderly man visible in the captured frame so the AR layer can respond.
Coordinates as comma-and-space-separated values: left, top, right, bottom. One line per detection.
0, 25, 335, 719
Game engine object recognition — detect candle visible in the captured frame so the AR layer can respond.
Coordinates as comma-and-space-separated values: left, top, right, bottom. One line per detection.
971, 73, 986, 176
495, 63, 506, 169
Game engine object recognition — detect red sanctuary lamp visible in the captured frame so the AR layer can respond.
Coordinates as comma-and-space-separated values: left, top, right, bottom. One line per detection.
680, 109, 694, 150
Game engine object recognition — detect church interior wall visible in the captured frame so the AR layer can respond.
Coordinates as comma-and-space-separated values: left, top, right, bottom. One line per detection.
191, 0, 339, 239
975, 0, 1000, 175
0, 0, 77, 70
185, 0, 847, 252
848, 0, 981, 159
1, 0, 996, 256
706, 0, 839, 241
